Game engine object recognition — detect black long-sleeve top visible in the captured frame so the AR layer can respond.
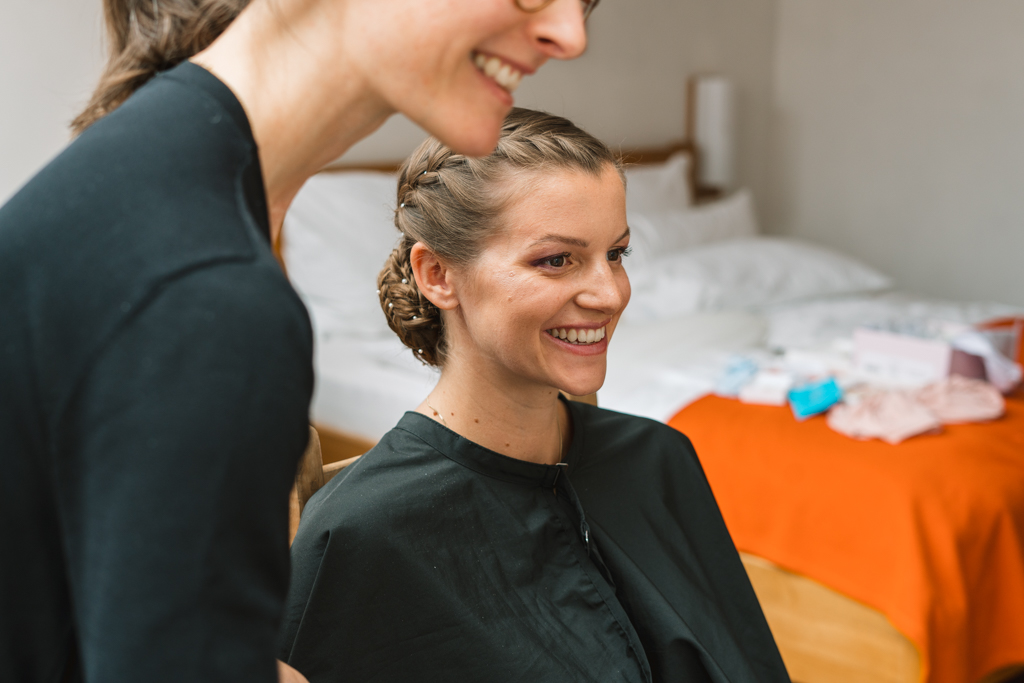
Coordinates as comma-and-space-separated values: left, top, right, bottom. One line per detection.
0, 62, 314, 683
281, 401, 789, 683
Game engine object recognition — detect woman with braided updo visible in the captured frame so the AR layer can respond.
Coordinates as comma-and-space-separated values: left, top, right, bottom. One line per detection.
282, 109, 789, 683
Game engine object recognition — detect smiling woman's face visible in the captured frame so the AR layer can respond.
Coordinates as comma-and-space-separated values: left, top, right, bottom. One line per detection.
444, 165, 630, 396
341, 0, 589, 156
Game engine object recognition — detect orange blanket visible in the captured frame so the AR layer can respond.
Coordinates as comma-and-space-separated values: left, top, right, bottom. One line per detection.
668, 392, 1024, 683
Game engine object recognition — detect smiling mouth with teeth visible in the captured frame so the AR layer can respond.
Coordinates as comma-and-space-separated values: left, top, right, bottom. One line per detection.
473, 52, 524, 93
546, 326, 607, 345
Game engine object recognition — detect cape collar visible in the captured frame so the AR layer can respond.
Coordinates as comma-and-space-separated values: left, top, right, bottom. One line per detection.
395, 396, 585, 488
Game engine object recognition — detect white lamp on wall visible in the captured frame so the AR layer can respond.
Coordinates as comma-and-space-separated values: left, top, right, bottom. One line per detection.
687, 75, 736, 195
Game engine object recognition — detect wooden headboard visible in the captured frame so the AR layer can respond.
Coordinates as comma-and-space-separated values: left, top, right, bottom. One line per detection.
274, 139, 704, 267
318, 139, 701, 194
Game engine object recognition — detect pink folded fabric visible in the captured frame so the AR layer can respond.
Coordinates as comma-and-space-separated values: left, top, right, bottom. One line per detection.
828, 390, 942, 445
915, 375, 1005, 424
827, 376, 1006, 444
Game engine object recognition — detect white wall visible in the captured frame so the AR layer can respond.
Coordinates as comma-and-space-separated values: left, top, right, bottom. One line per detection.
2, 1, 778, 208
767, 0, 1024, 305
341, 0, 779, 204
1, 2, 106, 203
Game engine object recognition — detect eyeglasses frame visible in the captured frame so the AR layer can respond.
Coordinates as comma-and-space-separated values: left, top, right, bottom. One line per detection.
514, 0, 600, 22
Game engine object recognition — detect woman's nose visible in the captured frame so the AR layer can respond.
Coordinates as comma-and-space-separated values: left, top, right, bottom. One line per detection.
527, 0, 588, 61
576, 261, 628, 314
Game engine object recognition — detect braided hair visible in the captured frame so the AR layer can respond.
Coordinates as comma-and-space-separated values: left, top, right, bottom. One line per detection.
378, 108, 622, 366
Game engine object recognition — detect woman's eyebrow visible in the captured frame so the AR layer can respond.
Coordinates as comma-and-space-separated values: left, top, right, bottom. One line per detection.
532, 234, 590, 248
531, 227, 630, 249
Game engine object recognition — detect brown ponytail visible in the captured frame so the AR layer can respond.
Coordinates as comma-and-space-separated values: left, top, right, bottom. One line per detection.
71, 0, 250, 135
378, 108, 622, 367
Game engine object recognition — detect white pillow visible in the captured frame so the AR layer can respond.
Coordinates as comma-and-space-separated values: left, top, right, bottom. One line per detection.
623, 237, 893, 323
282, 171, 400, 337
628, 189, 759, 262
624, 152, 693, 218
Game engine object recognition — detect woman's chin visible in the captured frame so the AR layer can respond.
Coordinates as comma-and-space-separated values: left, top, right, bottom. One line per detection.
422, 103, 508, 158
556, 375, 605, 399
439, 122, 503, 158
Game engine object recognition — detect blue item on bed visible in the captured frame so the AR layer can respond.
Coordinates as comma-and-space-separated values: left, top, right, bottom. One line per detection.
789, 377, 843, 421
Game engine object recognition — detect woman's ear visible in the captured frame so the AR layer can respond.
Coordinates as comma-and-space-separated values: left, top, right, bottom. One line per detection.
410, 242, 459, 310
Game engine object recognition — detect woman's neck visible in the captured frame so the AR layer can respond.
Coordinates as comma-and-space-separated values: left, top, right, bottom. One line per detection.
191, 1, 394, 240
420, 361, 569, 466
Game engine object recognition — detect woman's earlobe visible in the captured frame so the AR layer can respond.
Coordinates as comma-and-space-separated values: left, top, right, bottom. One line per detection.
410, 242, 459, 310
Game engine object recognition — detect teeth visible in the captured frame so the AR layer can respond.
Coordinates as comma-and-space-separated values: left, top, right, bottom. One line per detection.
546, 326, 607, 345
473, 52, 524, 93
496, 68, 522, 91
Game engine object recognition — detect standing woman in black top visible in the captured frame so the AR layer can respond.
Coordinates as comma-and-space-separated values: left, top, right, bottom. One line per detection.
0, 1, 593, 682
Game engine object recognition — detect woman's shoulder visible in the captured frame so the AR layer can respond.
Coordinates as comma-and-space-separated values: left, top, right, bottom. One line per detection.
2, 62, 256, 244
566, 402, 706, 487
293, 419, 459, 536
572, 402, 697, 457
0, 60, 291, 389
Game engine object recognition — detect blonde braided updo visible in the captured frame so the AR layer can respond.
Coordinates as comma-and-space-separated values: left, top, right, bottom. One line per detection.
379, 108, 622, 366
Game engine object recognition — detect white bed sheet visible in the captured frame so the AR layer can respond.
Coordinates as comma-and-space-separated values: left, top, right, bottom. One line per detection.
311, 332, 438, 441
763, 291, 1023, 351
309, 292, 1023, 441
598, 311, 767, 421
308, 309, 767, 440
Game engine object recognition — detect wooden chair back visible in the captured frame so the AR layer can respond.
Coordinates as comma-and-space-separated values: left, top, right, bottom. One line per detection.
289, 427, 365, 544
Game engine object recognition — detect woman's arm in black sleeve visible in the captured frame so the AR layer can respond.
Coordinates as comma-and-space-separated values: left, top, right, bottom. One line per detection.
55, 262, 313, 683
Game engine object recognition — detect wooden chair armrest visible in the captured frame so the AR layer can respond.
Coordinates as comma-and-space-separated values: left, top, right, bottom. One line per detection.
323, 455, 361, 484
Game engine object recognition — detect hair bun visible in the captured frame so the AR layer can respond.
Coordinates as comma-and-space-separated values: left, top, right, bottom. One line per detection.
378, 244, 444, 366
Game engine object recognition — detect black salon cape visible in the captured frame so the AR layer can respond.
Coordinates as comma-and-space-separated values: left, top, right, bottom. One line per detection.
281, 401, 788, 682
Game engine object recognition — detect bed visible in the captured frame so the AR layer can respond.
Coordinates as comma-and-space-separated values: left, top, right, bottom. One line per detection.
280, 142, 1024, 683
